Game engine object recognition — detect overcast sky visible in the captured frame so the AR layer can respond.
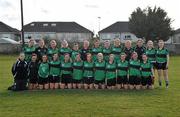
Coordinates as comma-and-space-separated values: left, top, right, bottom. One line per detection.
0, 0, 179, 34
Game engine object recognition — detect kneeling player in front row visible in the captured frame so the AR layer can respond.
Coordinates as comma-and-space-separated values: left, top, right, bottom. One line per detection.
28, 53, 39, 90
38, 55, 49, 90
49, 53, 61, 89
72, 53, 83, 89
116, 53, 129, 89
105, 54, 116, 89
141, 54, 154, 89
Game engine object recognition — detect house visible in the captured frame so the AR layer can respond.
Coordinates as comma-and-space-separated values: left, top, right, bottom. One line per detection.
23, 22, 93, 42
0, 21, 20, 41
172, 28, 180, 44
98, 21, 139, 42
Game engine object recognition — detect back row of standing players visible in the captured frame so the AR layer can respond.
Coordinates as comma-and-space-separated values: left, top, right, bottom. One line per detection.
21, 38, 169, 90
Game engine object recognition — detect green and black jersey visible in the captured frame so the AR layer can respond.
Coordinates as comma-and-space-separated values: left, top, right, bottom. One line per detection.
156, 48, 169, 63
60, 61, 72, 76
38, 62, 49, 78
94, 61, 106, 81
146, 48, 156, 63
49, 60, 61, 76
47, 48, 59, 61
83, 61, 94, 78
23, 46, 36, 62
105, 62, 116, 79
73, 61, 83, 80
111, 46, 122, 61
141, 61, 152, 77
129, 59, 141, 76
59, 47, 72, 61
91, 47, 102, 61
102, 47, 111, 61
71, 50, 81, 62
117, 60, 129, 77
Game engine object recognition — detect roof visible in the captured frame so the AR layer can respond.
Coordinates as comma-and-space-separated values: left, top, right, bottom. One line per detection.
24, 22, 93, 33
99, 21, 130, 33
0, 22, 19, 33
174, 28, 180, 34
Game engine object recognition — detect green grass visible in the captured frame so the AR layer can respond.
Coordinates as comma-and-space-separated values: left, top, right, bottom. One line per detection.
0, 55, 180, 117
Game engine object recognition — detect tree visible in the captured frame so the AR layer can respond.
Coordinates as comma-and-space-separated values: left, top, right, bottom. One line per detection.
129, 6, 173, 42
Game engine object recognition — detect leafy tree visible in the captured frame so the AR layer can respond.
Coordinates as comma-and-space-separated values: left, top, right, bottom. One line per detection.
129, 6, 173, 42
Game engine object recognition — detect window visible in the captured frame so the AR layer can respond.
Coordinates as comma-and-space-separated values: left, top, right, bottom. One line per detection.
51, 23, 56, 26
124, 35, 131, 40
43, 23, 48, 26
30, 23, 34, 26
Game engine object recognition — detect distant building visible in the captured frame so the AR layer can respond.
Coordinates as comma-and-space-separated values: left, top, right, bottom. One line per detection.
23, 22, 93, 42
0, 21, 20, 41
99, 21, 139, 42
172, 28, 180, 44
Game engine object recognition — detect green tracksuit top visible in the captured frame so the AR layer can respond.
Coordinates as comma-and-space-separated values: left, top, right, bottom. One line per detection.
73, 61, 83, 80
59, 47, 72, 61
38, 62, 49, 78
94, 61, 106, 81
111, 46, 122, 61
71, 50, 81, 62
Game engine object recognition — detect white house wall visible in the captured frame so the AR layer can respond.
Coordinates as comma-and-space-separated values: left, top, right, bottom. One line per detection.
99, 32, 138, 42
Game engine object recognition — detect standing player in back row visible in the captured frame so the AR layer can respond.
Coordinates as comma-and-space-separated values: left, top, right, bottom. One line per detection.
59, 40, 72, 61
91, 39, 102, 61
111, 38, 122, 62
134, 39, 146, 62
156, 40, 169, 88
102, 40, 111, 62
47, 40, 59, 61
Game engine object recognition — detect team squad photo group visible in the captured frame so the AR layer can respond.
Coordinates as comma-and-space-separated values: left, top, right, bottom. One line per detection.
9, 38, 169, 91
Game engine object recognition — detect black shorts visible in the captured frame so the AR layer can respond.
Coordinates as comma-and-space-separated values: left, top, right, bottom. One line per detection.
38, 77, 49, 85
117, 76, 128, 84
29, 77, 38, 84
49, 75, 60, 83
151, 62, 157, 69
156, 62, 168, 70
83, 77, 94, 85
72, 79, 82, 84
61, 74, 72, 84
107, 78, 116, 86
129, 76, 141, 85
141, 76, 152, 86
94, 79, 105, 85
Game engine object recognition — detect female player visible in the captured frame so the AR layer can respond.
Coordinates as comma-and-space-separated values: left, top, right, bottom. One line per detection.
28, 53, 39, 90
111, 38, 122, 62
72, 53, 83, 89
71, 43, 80, 62
116, 53, 129, 89
102, 40, 111, 62
23, 39, 36, 62
94, 53, 106, 89
59, 40, 72, 61
49, 53, 61, 89
60, 53, 72, 89
83, 53, 94, 89
156, 40, 169, 88
129, 52, 141, 90
47, 40, 59, 61
141, 54, 154, 89
38, 55, 49, 90
105, 54, 116, 89
91, 39, 102, 61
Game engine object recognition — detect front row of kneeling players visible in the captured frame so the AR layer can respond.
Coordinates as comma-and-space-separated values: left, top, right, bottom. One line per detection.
11, 51, 155, 91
